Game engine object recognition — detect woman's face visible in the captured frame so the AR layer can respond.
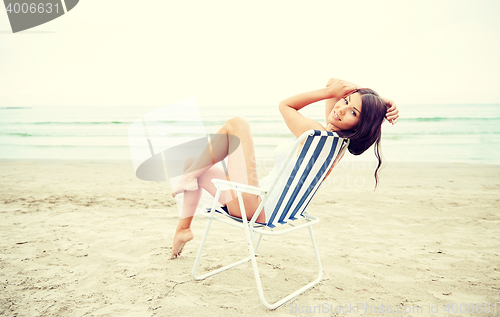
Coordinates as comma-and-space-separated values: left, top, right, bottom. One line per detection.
326, 92, 362, 132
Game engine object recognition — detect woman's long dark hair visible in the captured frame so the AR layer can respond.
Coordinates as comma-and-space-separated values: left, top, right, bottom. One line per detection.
336, 88, 386, 187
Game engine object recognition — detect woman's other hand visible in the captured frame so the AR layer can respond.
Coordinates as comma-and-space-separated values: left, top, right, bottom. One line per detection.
327, 79, 359, 99
382, 97, 399, 125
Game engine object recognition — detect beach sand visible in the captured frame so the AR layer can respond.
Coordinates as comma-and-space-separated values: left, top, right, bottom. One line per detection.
1, 159, 499, 316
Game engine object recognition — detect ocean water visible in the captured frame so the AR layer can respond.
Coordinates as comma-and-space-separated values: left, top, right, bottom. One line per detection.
1, 103, 499, 164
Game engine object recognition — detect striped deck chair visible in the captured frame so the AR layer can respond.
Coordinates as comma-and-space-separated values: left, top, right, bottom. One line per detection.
191, 130, 349, 309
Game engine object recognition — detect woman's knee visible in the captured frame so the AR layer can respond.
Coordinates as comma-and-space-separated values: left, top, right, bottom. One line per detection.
224, 117, 250, 133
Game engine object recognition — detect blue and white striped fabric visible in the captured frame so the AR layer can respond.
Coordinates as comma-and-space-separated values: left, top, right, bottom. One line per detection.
265, 130, 348, 228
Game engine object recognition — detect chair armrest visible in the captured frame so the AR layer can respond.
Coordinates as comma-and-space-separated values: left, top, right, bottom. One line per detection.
211, 179, 268, 196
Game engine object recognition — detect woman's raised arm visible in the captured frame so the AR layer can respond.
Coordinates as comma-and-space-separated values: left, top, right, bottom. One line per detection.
278, 89, 329, 138
279, 81, 357, 138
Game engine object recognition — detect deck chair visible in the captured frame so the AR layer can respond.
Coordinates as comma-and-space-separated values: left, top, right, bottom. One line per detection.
191, 130, 349, 309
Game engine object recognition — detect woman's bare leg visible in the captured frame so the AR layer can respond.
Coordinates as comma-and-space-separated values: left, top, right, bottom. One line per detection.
172, 117, 259, 196
219, 118, 263, 222
171, 132, 233, 196
170, 117, 264, 259
170, 164, 232, 259
179, 117, 262, 220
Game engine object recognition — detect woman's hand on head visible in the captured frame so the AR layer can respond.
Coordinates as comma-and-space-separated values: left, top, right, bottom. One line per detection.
326, 79, 359, 99
382, 97, 399, 124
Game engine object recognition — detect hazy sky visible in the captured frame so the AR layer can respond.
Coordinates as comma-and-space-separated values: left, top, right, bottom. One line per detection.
1, 0, 499, 108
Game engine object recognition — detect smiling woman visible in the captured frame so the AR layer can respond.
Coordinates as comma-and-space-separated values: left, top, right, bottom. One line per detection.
169, 77, 398, 259
279, 79, 393, 187
326, 92, 362, 132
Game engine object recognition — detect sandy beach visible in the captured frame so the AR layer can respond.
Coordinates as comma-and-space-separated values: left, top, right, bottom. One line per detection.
1, 159, 499, 316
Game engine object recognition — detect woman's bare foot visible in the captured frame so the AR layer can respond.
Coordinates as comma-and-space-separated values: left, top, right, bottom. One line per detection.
170, 228, 194, 259
172, 175, 199, 197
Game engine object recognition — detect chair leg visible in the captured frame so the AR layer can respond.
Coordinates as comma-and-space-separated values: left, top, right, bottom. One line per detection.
248, 225, 323, 310
308, 226, 323, 282
192, 218, 322, 309
191, 210, 213, 280
192, 189, 322, 309
192, 209, 254, 280
253, 233, 263, 253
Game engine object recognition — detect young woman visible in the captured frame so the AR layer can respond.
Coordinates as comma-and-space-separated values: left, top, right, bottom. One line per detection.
169, 78, 399, 259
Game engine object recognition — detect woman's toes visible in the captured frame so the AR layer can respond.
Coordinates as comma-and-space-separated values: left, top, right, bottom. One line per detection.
170, 228, 194, 259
